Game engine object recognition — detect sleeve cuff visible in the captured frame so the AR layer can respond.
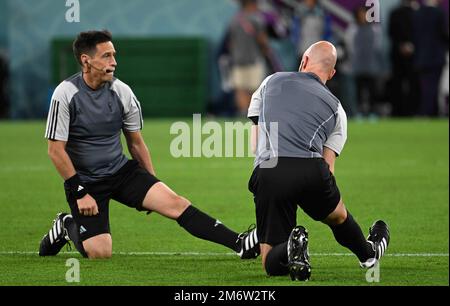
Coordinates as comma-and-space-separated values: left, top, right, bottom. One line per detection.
323, 144, 341, 157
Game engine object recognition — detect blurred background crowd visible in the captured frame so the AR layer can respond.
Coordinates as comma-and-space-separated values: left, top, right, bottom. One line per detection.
217, 0, 449, 119
0, 0, 448, 120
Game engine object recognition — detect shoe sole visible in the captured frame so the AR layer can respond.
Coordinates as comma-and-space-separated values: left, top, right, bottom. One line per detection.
288, 227, 311, 281
289, 262, 311, 281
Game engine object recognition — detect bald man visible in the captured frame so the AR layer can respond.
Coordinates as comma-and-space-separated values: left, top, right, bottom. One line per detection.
247, 41, 390, 281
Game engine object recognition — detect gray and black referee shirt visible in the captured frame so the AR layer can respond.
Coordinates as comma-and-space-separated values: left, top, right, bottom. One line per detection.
45, 72, 143, 182
248, 72, 347, 168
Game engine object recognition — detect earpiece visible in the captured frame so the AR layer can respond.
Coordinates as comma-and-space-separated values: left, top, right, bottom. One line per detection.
85, 60, 107, 73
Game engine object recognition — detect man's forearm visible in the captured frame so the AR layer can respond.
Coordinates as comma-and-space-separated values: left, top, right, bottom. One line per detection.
251, 124, 258, 155
48, 146, 77, 180
322, 147, 336, 175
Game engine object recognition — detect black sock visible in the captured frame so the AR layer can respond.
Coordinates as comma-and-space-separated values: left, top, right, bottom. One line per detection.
177, 205, 240, 252
265, 242, 289, 276
64, 217, 88, 258
329, 212, 375, 262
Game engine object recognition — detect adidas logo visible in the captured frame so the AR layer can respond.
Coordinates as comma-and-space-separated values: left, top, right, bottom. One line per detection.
79, 225, 87, 234
77, 185, 84, 192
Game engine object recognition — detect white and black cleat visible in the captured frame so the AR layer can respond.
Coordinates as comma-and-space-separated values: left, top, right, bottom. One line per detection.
360, 220, 390, 268
39, 213, 71, 256
236, 224, 260, 259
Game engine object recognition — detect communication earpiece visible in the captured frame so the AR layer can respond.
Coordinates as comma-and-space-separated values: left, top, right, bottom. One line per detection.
85, 60, 107, 73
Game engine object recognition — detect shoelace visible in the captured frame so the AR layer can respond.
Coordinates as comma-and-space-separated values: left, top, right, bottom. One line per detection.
236, 224, 257, 243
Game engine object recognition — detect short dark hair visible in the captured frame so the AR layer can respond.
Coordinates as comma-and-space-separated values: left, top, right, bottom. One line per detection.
73, 30, 112, 66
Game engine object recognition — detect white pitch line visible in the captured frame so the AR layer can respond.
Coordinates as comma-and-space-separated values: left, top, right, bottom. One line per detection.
0, 251, 448, 257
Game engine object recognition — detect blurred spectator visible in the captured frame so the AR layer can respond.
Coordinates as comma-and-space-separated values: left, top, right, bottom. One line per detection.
291, 0, 332, 59
0, 51, 8, 119
335, 22, 358, 118
413, 0, 449, 117
388, 0, 421, 117
352, 6, 383, 117
258, 0, 291, 40
213, 30, 236, 117
228, 0, 271, 116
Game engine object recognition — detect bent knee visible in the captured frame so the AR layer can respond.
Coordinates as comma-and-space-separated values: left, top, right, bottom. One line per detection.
323, 210, 347, 226
83, 235, 112, 259
170, 195, 191, 217
323, 200, 347, 226
86, 247, 112, 259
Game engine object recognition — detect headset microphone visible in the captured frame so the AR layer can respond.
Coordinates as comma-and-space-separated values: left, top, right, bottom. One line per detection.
87, 60, 108, 73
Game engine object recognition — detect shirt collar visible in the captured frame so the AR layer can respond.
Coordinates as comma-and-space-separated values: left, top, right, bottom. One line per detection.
304, 72, 331, 91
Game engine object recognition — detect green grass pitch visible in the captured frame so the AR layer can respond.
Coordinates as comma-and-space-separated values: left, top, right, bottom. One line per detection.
0, 119, 448, 286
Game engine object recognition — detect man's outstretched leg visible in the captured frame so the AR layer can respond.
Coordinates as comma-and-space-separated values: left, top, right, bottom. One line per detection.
141, 182, 259, 259
323, 199, 390, 268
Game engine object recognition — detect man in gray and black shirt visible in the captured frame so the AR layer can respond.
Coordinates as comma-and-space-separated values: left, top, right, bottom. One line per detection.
247, 41, 390, 281
39, 30, 260, 260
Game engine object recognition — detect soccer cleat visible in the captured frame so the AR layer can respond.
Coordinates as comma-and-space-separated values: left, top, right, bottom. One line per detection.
39, 213, 71, 256
287, 226, 311, 281
360, 220, 390, 268
236, 224, 260, 259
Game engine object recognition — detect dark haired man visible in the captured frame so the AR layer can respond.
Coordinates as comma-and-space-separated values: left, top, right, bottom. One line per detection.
39, 30, 259, 259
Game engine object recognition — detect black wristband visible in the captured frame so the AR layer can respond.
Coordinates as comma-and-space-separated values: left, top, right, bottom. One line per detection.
65, 174, 88, 199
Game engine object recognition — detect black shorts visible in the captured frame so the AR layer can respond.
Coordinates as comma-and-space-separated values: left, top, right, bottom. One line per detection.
64, 160, 160, 241
248, 157, 341, 245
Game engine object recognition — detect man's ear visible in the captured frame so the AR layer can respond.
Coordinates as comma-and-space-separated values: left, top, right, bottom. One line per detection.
328, 69, 336, 80
80, 54, 90, 68
300, 56, 309, 71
